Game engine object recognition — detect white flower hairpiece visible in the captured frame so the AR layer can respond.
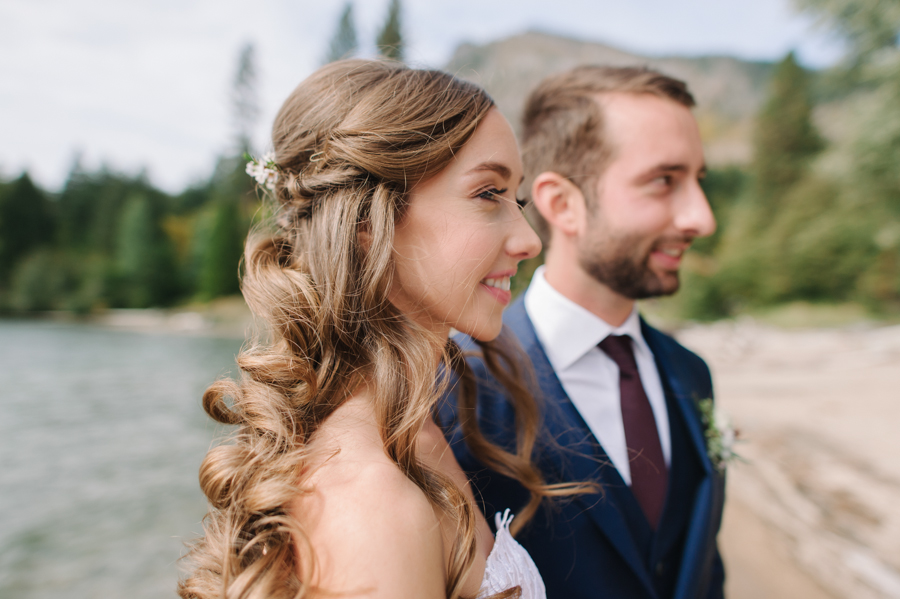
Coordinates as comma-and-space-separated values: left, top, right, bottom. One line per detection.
245, 152, 279, 190
696, 398, 742, 472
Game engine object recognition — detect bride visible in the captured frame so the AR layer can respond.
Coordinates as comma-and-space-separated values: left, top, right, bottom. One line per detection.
179, 59, 579, 599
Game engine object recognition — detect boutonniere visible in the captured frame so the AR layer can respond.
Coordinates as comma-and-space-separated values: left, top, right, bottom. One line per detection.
696, 398, 741, 472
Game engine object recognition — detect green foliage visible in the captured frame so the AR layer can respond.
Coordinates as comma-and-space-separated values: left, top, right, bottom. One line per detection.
752, 52, 824, 211
783, 208, 878, 300
56, 163, 167, 253
678, 28, 900, 320
749, 177, 877, 302
113, 194, 180, 308
196, 198, 244, 300
68, 254, 114, 313
324, 3, 358, 63
376, 0, 404, 61
849, 81, 900, 213
676, 266, 731, 321
511, 253, 543, 299
172, 181, 214, 214
55, 162, 94, 249
794, 0, 900, 212
5, 249, 114, 313
683, 176, 878, 317
0, 173, 54, 285
693, 166, 750, 255
7, 250, 77, 312
675, 49, 863, 320
185, 158, 255, 302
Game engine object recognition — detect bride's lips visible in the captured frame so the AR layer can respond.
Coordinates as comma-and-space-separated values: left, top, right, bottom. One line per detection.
480, 270, 515, 306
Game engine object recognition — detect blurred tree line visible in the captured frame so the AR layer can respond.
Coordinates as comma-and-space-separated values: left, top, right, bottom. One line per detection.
8, 0, 895, 320
0, 39, 259, 313
676, 0, 900, 319
0, 157, 253, 313
0, 1, 405, 314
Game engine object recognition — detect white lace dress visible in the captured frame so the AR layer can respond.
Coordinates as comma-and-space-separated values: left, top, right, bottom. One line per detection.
477, 510, 546, 599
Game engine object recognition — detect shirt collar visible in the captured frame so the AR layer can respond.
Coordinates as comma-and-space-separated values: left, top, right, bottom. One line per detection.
523, 266, 651, 371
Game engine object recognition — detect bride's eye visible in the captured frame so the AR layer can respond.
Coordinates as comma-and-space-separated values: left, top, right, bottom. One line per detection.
477, 187, 508, 202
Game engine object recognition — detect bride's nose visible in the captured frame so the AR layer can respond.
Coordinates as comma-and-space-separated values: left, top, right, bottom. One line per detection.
506, 209, 542, 261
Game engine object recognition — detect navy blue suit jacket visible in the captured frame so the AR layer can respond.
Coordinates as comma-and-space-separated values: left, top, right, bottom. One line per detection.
445, 298, 726, 599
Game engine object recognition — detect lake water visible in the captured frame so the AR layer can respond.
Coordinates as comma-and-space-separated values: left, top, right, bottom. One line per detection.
0, 320, 244, 598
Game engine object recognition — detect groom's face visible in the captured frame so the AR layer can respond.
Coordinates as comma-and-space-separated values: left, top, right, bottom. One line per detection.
577, 93, 716, 299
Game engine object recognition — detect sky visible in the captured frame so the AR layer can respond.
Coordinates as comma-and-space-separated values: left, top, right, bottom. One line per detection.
0, 0, 845, 193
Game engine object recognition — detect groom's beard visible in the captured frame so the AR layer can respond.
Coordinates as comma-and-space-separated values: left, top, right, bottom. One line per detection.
578, 232, 688, 300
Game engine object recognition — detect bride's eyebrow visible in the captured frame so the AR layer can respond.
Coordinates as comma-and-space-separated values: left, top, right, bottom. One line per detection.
465, 161, 512, 181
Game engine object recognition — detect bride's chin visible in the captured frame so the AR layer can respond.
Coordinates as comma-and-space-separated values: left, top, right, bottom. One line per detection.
459, 323, 503, 343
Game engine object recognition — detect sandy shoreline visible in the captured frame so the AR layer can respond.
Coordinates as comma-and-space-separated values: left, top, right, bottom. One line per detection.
677, 320, 900, 599
32, 297, 256, 339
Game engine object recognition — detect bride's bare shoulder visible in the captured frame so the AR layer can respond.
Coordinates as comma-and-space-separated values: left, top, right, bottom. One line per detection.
290, 398, 446, 598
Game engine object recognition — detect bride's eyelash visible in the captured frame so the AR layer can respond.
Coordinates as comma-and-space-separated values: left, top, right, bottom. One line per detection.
477, 187, 509, 201
477, 187, 528, 211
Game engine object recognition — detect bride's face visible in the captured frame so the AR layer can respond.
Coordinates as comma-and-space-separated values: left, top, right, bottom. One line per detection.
388, 108, 541, 341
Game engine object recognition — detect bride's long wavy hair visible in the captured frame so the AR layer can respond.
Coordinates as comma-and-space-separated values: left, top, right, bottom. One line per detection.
178, 59, 576, 599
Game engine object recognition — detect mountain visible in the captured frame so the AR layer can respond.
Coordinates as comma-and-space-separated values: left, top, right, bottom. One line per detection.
444, 31, 776, 166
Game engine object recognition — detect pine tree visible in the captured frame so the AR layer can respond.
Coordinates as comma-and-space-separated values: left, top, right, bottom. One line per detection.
57, 160, 95, 249
688, 54, 826, 311
114, 194, 179, 307
0, 173, 54, 285
232, 43, 260, 155
196, 196, 244, 300
376, 0, 404, 62
751, 52, 823, 213
324, 2, 358, 64
797, 0, 900, 302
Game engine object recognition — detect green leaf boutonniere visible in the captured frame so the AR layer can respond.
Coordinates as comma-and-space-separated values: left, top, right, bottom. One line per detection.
696, 398, 741, 472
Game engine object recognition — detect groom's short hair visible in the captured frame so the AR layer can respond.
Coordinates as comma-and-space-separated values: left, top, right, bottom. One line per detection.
521, 66, 696, 244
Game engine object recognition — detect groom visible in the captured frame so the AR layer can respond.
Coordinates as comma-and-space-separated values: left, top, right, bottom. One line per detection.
447, 66, 725, 598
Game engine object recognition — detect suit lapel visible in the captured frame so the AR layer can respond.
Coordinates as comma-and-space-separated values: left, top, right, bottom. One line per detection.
506, 301, 657, 596
641, 320, 712, 477
641, 320, 720, 599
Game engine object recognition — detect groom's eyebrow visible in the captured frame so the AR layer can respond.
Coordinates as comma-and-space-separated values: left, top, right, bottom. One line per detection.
466, 161, 512, 181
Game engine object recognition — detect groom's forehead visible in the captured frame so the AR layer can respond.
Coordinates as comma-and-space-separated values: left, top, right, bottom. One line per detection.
594, 96, 704, 176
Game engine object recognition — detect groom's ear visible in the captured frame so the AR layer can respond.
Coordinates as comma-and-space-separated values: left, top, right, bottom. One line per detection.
532, 172, 587, 239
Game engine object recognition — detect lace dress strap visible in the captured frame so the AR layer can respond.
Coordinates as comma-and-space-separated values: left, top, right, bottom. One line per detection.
477, 509, 546, 599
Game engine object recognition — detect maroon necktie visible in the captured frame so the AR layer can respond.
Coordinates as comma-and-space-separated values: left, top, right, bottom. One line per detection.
598, 334, 668, 529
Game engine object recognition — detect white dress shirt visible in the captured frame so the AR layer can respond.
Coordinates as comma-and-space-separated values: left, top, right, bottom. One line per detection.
523, 266, 671, 485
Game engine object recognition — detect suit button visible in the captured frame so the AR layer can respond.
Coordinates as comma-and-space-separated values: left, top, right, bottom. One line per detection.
655, 561, 665, 577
